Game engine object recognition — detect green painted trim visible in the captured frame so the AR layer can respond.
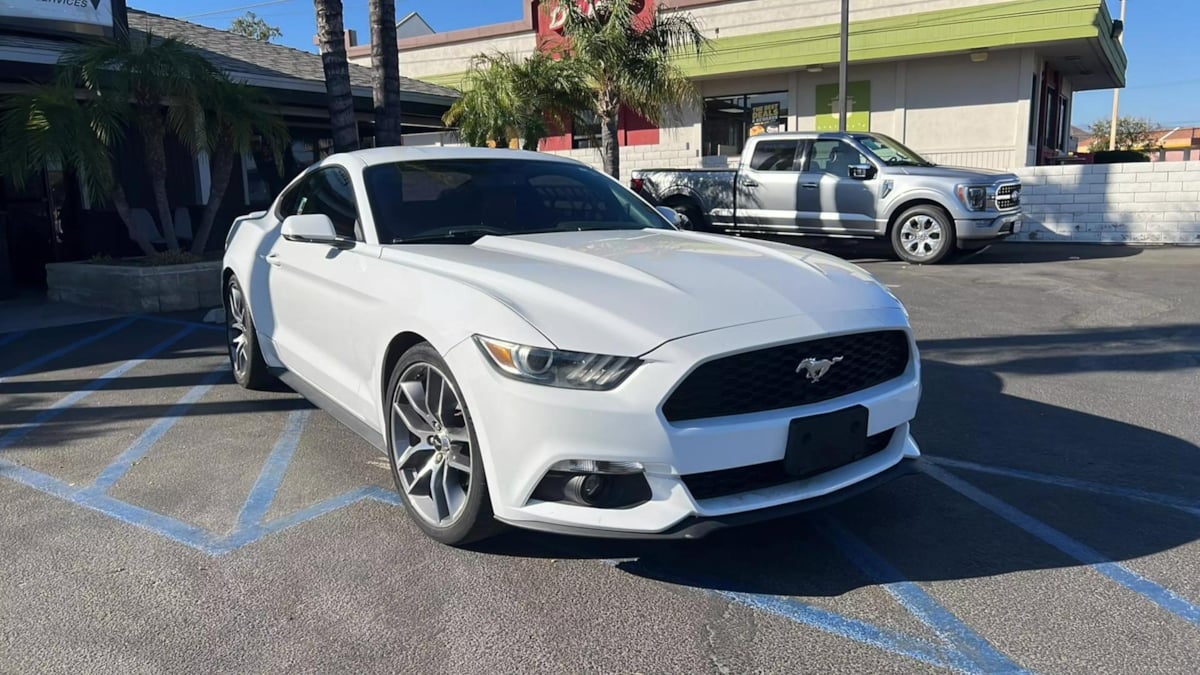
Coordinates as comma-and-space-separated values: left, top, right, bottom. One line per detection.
677, 0, 1126, 85
1093, 0, 1127, 87
418, 72, 467, 91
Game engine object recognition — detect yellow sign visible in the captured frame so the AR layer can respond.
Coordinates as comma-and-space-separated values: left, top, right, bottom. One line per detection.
751, 102, 781, 125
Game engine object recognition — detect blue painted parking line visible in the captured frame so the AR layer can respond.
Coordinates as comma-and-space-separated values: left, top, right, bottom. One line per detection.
818, 517, 1028, 673
134, 314, 225, 333
221, 485, 401, 554
88, 365, 230, 494
923, 463, 1200, 629
0, 330, 27, 350
926, 456, 1200, 518
236, 409, 312, 530
0, 325, 197, 452
0, 316, 138, 383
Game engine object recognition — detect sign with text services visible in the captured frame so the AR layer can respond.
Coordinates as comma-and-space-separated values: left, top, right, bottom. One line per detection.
0, 0, 115, 36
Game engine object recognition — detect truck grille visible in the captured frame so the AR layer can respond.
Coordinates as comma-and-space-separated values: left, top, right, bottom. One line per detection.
681, 427, 897, 501
996, 183, 1021, 209
661, 330, 910, 422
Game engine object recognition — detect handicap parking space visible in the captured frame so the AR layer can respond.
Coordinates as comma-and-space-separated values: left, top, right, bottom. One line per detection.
1, 244, 1198, 672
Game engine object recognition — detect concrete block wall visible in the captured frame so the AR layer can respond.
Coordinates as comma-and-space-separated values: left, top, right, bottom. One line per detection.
1009, 162, 1200, 245
546, 143, 709, 181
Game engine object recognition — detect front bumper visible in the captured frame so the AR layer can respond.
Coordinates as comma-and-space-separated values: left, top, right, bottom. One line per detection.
444, 309, 921, 536
956, 211, 1023, 241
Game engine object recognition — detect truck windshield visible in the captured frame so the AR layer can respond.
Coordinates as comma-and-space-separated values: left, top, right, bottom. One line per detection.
854, 135, 935, 167
364, 158, 671, 244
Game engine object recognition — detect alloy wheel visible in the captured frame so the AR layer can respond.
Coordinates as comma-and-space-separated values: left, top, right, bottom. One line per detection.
226, 283, 249, 379
391, 362, 474, 528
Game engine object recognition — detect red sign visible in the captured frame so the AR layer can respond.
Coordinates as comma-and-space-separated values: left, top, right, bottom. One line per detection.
535, 0, 654, 50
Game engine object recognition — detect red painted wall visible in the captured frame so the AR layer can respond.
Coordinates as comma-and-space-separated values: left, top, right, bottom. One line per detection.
535, 0, 660, 150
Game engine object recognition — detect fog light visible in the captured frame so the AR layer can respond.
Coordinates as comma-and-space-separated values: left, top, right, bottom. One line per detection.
565, 474, 609, 506
549, 459, 644, 475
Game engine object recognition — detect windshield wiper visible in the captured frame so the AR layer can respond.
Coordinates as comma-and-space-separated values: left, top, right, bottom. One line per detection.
389, 229, 506, 244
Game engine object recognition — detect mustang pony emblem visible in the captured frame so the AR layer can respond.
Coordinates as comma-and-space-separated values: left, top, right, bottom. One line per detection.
796, 356, 844, 383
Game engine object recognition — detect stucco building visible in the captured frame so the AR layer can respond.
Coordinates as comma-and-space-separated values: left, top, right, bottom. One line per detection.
349, 0, 1127, 176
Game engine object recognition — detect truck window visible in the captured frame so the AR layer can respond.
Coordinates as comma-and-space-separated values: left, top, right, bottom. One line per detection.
748, 140, 800, 172
807, 140, 869, 176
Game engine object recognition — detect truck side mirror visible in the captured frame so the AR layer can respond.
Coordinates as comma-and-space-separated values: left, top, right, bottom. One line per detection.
848, 164, 877, 180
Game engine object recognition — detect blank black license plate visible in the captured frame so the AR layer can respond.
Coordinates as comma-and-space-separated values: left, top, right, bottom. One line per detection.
784, 406, 869, 478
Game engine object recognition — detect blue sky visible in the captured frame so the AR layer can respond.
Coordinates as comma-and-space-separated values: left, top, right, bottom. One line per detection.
134, 0, 1199, 129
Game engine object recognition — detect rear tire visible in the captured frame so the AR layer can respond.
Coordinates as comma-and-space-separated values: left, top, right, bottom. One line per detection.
666, 199, 706, 232
890, 205, 956, 264
225, 275, 274, 390
385, 343, 501, 546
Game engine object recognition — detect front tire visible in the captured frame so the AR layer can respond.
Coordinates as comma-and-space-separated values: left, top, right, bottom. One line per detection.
225, 275, 273, 390
385, 343, 499, 546
891, 205, 955, 264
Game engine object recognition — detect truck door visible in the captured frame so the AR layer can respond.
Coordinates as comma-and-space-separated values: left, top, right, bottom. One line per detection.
796, 139, 881, 234
734, 139, 803, 231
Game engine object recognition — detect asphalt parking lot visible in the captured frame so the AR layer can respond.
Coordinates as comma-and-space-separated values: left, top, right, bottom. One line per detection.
1, 242, 1198, 673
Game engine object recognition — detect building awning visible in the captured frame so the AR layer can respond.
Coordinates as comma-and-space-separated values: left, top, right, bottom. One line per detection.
676, 0, 1126, 91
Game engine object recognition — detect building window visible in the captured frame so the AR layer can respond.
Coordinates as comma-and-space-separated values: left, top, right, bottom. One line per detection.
572, 111, 602, 149
702, 92, 788, 157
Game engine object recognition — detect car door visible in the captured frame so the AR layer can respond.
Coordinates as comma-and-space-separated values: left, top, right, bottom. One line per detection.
796, 139, 881, 234
262, 166, 383, 423
733, 139, 803, 231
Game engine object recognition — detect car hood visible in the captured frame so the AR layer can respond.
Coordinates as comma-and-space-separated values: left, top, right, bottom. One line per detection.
380, 230, 903, 356
898, 165, 1018, 183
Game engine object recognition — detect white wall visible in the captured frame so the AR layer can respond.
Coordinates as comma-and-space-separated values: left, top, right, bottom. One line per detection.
350, 32, 537, 80
1010, 163, 1200, 244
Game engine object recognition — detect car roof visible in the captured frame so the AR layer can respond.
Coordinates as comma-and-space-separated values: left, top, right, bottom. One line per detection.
331, 146, 583, 168
750, 131, 886, 141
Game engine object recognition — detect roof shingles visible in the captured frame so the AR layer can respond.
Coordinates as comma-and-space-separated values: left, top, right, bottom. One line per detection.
125, 9, 457, 100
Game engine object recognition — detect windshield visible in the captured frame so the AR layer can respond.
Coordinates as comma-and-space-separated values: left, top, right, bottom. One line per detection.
363, 158, 671, 244
854, 134, 934, 167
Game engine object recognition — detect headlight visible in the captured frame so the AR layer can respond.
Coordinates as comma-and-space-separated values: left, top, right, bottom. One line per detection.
955, 185, 989, 211
474, 336, 642, 390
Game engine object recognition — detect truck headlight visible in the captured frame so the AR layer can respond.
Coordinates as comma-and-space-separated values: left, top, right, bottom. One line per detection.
474, 336, 642, 390
956, 185, 989, 211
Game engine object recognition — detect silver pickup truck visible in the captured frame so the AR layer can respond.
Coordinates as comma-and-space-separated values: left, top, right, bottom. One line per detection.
631, 132, 1023, 264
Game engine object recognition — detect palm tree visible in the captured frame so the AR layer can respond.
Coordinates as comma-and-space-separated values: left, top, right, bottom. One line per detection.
314, 0, 360, 152
0, 85, 156, 256
552, 0, 708, 178
442, 52, 587, 151
61, 33, 221, 252
192, 76, 290, 254
370, 0, 403, 146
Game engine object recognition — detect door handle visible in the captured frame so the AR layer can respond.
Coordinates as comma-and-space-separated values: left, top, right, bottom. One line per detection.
265, 253, 282, 267
739, 178, 759, 188
801, 182, 819, 189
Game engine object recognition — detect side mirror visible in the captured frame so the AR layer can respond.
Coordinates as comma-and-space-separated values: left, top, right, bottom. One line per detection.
848, 164, 877, 180
281, 214, 342, 245
656, 205, 684, 227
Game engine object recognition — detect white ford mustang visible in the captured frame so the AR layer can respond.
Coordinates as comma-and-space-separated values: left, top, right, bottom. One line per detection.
222, 147, 922, 546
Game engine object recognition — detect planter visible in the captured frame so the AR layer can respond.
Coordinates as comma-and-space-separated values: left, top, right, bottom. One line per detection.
45, 260, 222, 314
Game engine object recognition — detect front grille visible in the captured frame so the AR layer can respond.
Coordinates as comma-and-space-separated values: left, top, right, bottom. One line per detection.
995, 183, 1021, 209
662, 330, 910, 422
681, 427, 897, 501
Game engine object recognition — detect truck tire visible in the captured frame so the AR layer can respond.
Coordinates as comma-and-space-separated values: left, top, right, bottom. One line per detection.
890, 205, 956, 264
665, 198, 706, 232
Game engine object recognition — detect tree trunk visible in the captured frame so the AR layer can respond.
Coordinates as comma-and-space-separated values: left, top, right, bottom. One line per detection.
191, 138, 236, 255
110, 183, 156, 256
315, 0, 360, 153
600, 111, 620, 179
370, 0, 404, 147
138, 108, 180, 252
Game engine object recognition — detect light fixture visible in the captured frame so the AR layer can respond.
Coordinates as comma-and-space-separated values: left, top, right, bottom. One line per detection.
718, 107, 745, 114
970, 49, 988, 63
1111, 19, 1124, 40
806, 64, 824, 73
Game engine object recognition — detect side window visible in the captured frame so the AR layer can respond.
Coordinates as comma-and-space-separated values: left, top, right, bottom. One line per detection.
748, 140, 801, 172
807, 140, 870, 176
296, 168, 360, 240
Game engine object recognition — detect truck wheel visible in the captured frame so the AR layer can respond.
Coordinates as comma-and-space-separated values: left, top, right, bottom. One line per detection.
666, 199, 706, 232
891, 205, 955, 264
